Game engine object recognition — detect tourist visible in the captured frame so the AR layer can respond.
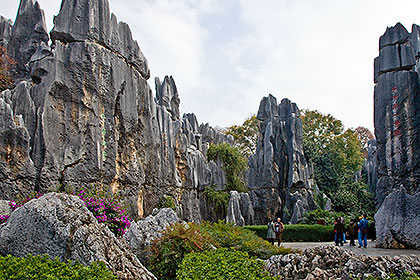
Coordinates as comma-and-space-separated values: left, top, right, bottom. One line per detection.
274, 217, 285, 246
340, 217, 347, 243
358, 214, 369, 248
334, 217, 344, 246
348, 218, 358, 246
267, 219, 276, 245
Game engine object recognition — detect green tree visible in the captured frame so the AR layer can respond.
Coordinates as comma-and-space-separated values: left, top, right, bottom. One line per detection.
354, 126, 374, 156
225, 115, 259, 157
0, 46, 15, 91
301, 109, 372, 214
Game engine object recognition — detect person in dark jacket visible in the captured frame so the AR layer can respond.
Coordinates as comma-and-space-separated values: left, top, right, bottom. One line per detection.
334, 217, 344, 246
369, 221, 376, 241
267, 219, 276, 245
348, 218, 358, 246
274, 217, 285, 246
358, 214, 369, 248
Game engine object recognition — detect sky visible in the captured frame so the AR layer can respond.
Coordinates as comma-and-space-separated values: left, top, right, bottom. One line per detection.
3, 0, 420, 133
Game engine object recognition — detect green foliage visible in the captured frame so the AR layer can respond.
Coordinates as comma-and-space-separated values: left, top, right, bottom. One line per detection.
301, 109, 374, 214
158, 195, 176, 211
243, 224, 335, 242
204, 187, 230, 211
313, 191, 327, 210
148, 221, 294, 279
0, 254, 116, 279
207, 143, 248, 192
225, 115, 259, 157
352, 272, 419, 280
200, 221, 295, 260
148, 222, 215, 280
176, 248, 277, 280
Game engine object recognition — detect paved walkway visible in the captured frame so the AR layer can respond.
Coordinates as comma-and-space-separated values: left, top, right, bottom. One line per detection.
281, 241, 419, 257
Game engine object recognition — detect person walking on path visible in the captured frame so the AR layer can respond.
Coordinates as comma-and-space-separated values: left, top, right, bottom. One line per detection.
358, 214, 369, 248
267, 219, 276, 245
348, 218, 358, 246
274, 217, 285, 246
334, 217, 344, 246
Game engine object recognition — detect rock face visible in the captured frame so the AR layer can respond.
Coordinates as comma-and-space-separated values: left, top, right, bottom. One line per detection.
0, 0, 232, 223
247, 95, 316, 224
364, 139, 378, 194
123, 208, 180, 264
0, 193, 156, 280
374, 23, 420, 249
264, 245, 420, 280
226, 190, 254, 226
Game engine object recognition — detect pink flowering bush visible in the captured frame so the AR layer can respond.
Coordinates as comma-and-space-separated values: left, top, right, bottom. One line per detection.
74, 188, 131, 238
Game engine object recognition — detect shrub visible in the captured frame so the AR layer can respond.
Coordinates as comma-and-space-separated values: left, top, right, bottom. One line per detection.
0, 254, 116, 279
203, 187, 230, 211
243, 224, 335, 242
158, 195, 176, 211
0, 192, 44, 224
200, 221, 294, 259
176, 248, 277, 280
207, 143, 247, 192
148, 223, 215, 280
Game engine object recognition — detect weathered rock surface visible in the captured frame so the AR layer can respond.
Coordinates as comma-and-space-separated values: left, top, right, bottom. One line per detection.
374, 189, 420, 249
0, 192, 156, 280
264, 245, 420, 280
364, 139, 378, 194
248, 95, 316, 224
226, 190, 254, 226
0, 0, 232, 223
123, 208, 180, 264
0, 200, 11, 216
0, 16, 12, 46
374, 23, 420, 249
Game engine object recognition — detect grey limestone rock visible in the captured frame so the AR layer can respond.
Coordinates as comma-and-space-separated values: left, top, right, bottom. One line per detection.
374, 189, 420, 249
0, 192, 156, 280
0, 16, 12, 46
8, 0, 49, 78
0, 200, 11, 216
374, 22, 420, 249
248, 95, 316, 224
364, 139, 378, 194
264, 245, 420, 280
155, 76, 180, 120
226, 190, 254, 226
123, 208, 179, 264
50, 0, 149, 79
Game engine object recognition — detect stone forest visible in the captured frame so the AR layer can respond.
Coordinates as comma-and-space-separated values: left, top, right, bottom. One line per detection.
0, 0, 419, 279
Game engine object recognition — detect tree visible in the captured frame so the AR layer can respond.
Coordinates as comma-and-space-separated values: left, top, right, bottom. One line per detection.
225, 115, 259, 157
0, 46, 15, 91
354, 126, 374, 156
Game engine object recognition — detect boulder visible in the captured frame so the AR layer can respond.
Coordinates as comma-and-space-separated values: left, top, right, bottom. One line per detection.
123, 208, 179, 264
0, 192, 156, 280
226, 191, 255, 226
375, 189, 420, 249
374, 22, 420, 248
248, 95, 316, 224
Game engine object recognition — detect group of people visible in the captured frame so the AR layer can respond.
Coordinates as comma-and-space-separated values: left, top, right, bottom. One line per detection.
334, 214, 374, 248
267, 218, 285, 246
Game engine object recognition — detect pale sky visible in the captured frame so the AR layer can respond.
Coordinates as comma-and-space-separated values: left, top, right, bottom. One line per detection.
3, 0, 420, 132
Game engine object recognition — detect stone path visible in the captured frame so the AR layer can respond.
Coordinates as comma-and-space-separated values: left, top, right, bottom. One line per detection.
281, 241, 419, 257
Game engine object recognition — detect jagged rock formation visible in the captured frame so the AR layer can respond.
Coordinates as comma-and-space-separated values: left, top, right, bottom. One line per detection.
226, 190, 254, 226
364, 139, 378, 194
373, 23, 420, 249
248, 95, 316, 224
0, 0, 233, 222
0, 16, 12, 46
264, 245, 420, 280
124, 208, 180, 264
0, 193, 156, 280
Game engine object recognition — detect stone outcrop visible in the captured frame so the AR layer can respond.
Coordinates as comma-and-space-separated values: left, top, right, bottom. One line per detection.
0, 0, 232, 223
0, 193, 156, 280
373, 23, 420, 249
264, 245, 420, 280
0, 16, 12, 46
226, 190, 254, 226
123, 208, 180, 264
247, 95, 317, 224
0, 200, 11, 216
364, 139, 378, 194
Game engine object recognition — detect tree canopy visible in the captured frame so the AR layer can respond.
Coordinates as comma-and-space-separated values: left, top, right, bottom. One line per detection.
0, 46, 15, 91
225, 115, 258, 157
